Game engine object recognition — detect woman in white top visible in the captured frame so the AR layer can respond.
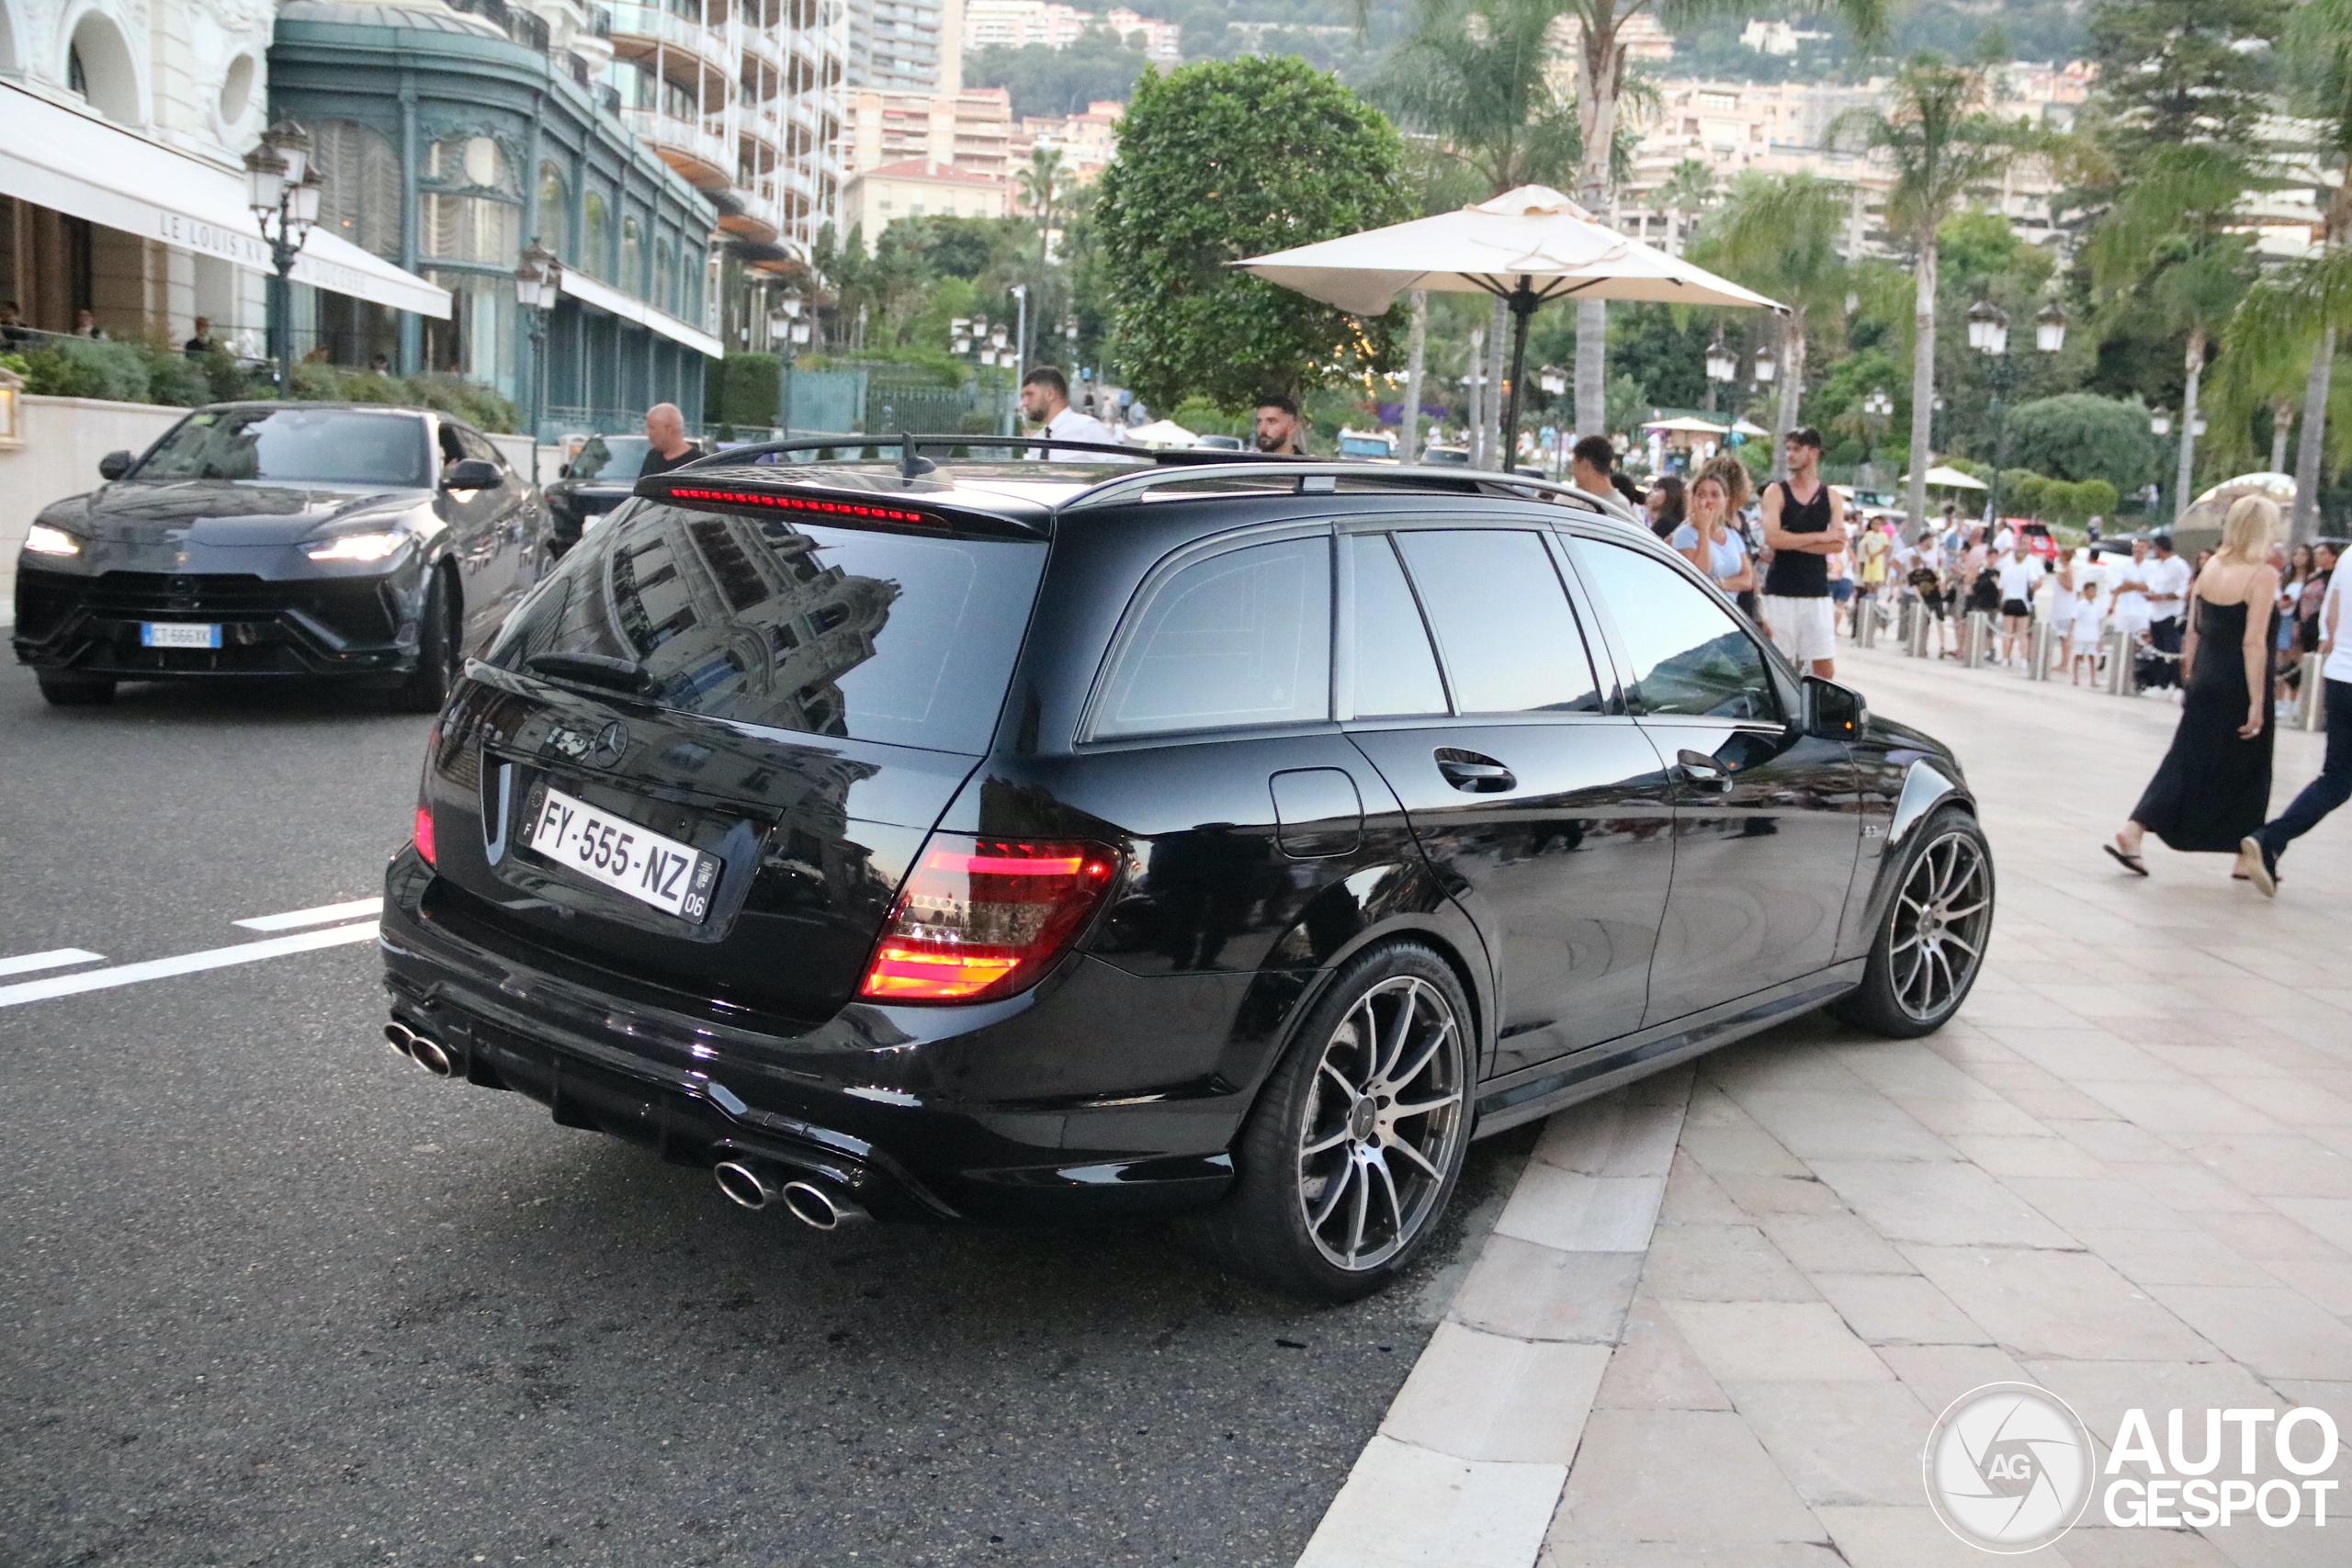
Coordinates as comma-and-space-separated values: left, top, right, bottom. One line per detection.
1670, 467, 1757, 602
2068, 579, 2105, 685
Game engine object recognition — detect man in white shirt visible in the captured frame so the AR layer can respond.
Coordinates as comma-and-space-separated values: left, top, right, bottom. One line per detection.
1019, 367, 1121, 460
2143, 533, 2194, 690
2244, 558, 2351, 895
1993, 535, 2042, 666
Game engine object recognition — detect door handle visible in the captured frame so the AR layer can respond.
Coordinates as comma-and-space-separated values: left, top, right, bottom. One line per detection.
1677, 749, 1736, 793
1435, 749, 1516, 794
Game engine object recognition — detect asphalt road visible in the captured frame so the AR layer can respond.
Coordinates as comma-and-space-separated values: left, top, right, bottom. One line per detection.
0, 663, 1532, 1568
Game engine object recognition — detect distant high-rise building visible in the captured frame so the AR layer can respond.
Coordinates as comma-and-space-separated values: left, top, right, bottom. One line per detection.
847, 0, 965, 94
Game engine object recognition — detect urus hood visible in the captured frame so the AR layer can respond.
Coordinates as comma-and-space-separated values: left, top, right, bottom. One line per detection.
40, 479, 429, 547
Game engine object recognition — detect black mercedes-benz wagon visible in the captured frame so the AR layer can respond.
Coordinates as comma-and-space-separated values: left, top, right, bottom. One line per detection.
379, 441, 1992, 1300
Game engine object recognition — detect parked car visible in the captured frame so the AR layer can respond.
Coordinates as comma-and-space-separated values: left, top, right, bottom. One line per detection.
379, 442, 1992, 1300
1338, 427, 1398, 461
13, 401, 542, 709
546, 434, 716, 559
1193, 434, 1246, 451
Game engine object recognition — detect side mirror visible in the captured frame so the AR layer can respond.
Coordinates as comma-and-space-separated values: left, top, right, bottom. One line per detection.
442, 457, 503, 491
98, 450, 132, 480
1803, 674, 1865, 741
557, 462, 571, 479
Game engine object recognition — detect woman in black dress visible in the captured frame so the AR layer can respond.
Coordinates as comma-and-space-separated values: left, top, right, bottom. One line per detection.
2107, 496, 2282, 878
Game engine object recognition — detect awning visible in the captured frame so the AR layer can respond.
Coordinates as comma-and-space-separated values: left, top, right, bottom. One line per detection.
558, 268, 723, 358
0, 85, 451, 319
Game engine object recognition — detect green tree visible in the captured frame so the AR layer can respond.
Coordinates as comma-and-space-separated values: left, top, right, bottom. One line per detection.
2002, 392, 2162, 492
1687, 173, 1850, 475
1657, 158, 1718, 255
2082, 0, 2285, 172
1017, 147, 1068, 272
1847, 57, 2030, 533
1097, 56, 1414, 410
966, 28, 1150, 118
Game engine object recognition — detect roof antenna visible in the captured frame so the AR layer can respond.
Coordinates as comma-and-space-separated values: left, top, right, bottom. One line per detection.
898, 431, 924, 480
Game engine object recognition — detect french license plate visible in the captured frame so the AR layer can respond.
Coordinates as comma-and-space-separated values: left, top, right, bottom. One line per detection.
523, 785, 720, 922
141, 622, 221, 649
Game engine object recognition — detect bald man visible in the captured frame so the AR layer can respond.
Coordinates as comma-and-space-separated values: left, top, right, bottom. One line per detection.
638, 402, 699, 478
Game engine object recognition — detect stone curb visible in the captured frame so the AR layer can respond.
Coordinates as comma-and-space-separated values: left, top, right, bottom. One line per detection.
1295, 1069, 1695, 1568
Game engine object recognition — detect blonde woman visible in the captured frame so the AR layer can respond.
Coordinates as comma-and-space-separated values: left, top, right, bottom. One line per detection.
1670, 464, 1757, 600
2105, 496, 2282, 878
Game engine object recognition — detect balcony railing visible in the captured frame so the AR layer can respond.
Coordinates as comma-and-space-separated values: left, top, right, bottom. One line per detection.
605, 2, 729, 59
618, 105, 731, 171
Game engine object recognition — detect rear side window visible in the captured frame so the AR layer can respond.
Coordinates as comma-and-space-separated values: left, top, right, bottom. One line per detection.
1393, 529, 1604, 715
1093, 536, 1331, 739
1576, 539, 1781, 721
1348, 533, 1447, 717
487, 502, 1046, 753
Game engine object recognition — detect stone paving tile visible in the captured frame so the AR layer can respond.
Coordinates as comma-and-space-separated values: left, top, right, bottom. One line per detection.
1754, 1211, 1915, 1275
2187, 1208, 2346, 1261
1639, 1224, 1818, 1303
1809, 1270, 1992, 1347
1447, 1238, 1646, 1344
2139, 1284, 2352, 1380
1717, 1380, 1938, 1506
1662, 1302, 1894, 1383
1656, 1153, 1747, 1224
1873, 1343, 2037, 1411
1592, 1296, 1732, 1413
1725, 1090, 1961, 1164
2004, 1174, 2197, 1232
1809, 1158, 2078, 1247
1814, 1504, 2080, 1567
1379, 1324, 1612, 1464
1947, 1133, 2112, 1178
1495, 1169, 1668, 1253
1544, 1409, 1825, 1548
2072, 1226, 2278, 1289
1906, 1245, 2221, 1362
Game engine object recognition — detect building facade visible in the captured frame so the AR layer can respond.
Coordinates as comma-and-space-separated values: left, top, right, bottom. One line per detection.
1, 0, 441, 353
270, 0, 723, 432
838, 154, 1005, 248
842, 83, 1008, 179
843, 0, 956, 94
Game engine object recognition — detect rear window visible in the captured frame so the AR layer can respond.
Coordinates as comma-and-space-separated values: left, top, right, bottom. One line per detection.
487, 502, 1045, 753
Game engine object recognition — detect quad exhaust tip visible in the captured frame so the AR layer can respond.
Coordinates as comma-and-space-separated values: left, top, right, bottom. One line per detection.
382, 1021, 455, 1078
712, 1161, 869, 1229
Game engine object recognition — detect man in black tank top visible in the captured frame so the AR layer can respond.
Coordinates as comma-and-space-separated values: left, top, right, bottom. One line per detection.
1759, 426, 1848, 676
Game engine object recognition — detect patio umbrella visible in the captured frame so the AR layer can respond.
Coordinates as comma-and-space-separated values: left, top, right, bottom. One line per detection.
1642, 415, 1729, 434
1236, 185, 1782, 463
1899, 465, 1991, 491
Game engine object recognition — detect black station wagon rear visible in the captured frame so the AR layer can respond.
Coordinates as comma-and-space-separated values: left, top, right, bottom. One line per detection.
379, 442, 1992, 1299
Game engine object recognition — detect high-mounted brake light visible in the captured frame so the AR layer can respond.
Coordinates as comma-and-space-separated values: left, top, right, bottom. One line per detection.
413, 723, 439, 865
663, 485, 937, 526
858, 835, 1119, 1004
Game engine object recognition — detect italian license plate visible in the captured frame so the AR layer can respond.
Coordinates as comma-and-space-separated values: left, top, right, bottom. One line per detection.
142, 622, 221, 649
523, 784, 720, 922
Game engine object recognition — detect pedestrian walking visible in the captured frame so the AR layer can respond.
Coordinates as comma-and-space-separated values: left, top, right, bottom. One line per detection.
1758, 426, 1845, 677
2068, 578, 2106, 685
1645, 473, 1686, 540
1852, 519, 1889, 637
1671, 464, 1756, 601
1020, 367, 1121, 457
2105, 497, 2282, 877
2242, 533, 2352, 897
2276, 542, 2313, 703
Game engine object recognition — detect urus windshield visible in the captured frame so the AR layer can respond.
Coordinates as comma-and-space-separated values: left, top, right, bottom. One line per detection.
132, 407, 432, 488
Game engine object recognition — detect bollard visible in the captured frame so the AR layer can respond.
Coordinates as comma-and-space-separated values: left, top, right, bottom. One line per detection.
1905, 601, 1929, 658
2302, 654, 2328, 731
1858, 595, 1880, 649
1962, 611, 1993, 669
2106, 628, 2134, 695
2029, 620, 2053, 681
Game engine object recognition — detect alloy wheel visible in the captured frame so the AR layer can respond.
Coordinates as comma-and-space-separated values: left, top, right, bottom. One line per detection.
1891, 829, 1992, 1022
1295, 976, 1467, 1272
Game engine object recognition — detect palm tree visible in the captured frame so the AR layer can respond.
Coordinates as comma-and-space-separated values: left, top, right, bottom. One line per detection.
1017, 147, 1067, 268
1688, 172, 1849, 475
1656, 158, 1716, 255
1849, 57, 2028, 534
2259, 0, 2352, 539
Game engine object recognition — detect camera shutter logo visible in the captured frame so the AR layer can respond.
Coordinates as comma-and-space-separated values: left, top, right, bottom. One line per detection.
1925, 1382, 2095, 1552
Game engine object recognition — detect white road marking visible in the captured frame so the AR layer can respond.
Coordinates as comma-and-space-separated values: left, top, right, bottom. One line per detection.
0, 922, 379, 1009
0, 948, 107, 978
234, 897, 385, 932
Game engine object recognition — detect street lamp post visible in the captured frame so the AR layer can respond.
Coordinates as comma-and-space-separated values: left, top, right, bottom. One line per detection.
1704, 340, 1736, 415
244, 121, 322, 399
1860, 387, 1894, 476
1968, 298, 2065, 522
514, 238, 560, 482
1539, 367, 1568, 475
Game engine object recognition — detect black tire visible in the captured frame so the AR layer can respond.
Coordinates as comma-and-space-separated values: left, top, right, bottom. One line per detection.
1191, 942, 1475, 1303
36, 670, 115, 706
1833, 806, 1995, 1038
396, 567, 459, 714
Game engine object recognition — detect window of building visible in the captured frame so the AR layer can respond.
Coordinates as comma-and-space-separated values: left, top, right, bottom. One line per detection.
582, 190, 613, 279
537, 164, 569, 261
653, 239, 677, 315
312, 120, 402, 261
621, 217, 643, 296
423, 135, 519, 265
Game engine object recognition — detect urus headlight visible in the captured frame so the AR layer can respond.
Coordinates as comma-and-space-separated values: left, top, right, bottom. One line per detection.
25, 524, 82, 557
305, 529, 409, 563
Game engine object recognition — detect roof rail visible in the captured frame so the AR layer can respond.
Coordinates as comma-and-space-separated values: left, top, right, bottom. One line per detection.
683, 432, 1300, 478
1056, 461, 1645, 525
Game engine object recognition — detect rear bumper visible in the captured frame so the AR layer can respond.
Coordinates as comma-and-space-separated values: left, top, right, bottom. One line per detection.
13, 560, 424, 678
378, 852, 1250, 1224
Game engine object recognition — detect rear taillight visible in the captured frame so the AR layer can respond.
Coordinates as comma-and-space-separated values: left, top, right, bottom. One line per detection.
413, 724, 439, 865
858, 835, 1118, 1004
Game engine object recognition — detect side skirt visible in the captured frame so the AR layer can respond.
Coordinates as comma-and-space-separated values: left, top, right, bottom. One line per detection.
1470, 961, 1867, 1137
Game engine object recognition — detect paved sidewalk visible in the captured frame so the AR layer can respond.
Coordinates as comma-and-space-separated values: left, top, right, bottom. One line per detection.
1306, 637, 2352, 1568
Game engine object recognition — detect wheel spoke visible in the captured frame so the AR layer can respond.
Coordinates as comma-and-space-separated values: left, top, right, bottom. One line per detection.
1345, 1156, 1371, 1262
1379, 983, 1420, 1085
1302, 1127, 1351, 1157
1370, 1156, 1404, 1250
1386, 1020, 1453, 1095
1391, 1089, 1462, 1120
1385, 1134, 1442, 1182
1310, 1156, 1357, 1231
1890, 932, 1922, 953
1940, 898, 1988, 921
1941, 931, 1981, 960
1318, 1061, 1356, 1105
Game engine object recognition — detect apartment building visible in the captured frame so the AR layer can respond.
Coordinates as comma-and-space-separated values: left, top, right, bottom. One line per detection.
963, 1, 1176, 64
839, 155, 1009, 248
844, 84, 1012, 179
1012, 98, 1121, 183
846, 0, 962, 92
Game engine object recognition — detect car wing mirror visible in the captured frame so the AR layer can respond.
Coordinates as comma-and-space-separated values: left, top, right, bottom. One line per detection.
1803, 674, 1865, 741
442, 458, 503, 491
99, 450, 132, 480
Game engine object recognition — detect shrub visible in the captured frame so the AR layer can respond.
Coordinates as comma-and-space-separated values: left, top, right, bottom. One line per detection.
2005, 394, 2161, 492
20, 339, 153, 402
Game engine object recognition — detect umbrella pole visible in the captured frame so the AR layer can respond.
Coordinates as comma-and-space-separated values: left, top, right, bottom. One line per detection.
1500, 283, 1539, 474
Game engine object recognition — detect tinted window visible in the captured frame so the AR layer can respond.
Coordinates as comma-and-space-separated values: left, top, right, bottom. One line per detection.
454, 424, 504, 468
1577, 540, 1781, 721
569, 435, 649, 482
133, 406, 430, 487
1348, 533, 1447, 716
1393, 529, 1602, 715
1095, 536, 1330, 738
487, 502, 1046, 753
